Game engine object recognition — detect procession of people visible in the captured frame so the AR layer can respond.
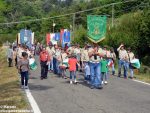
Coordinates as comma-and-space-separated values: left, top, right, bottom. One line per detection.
6, 41, 140, 90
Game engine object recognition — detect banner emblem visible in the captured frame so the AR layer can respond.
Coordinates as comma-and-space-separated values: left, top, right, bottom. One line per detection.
87, 15, 107, 43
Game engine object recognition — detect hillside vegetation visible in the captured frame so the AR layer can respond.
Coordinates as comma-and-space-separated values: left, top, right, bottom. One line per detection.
0, 0, 150, 66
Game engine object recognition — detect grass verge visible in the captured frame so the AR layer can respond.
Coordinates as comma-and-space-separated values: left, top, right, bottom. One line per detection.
0, 47, 30, 112
134, 73, 150, 83
115, 65, 150, 83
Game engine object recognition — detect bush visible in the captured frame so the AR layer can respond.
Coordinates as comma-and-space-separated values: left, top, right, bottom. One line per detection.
141, 55, 150, 66
0, 41, 2, 47
72, 25, 87, 47
104, 10, 150, 66
139, 65, 150, 74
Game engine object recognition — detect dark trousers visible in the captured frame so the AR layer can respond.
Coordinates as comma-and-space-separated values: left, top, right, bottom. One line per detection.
15, 57, 17, 66
8, 58, 12, 67
21, 71, 28, 86
40, 61, 48, 78
53, 57, 58, 74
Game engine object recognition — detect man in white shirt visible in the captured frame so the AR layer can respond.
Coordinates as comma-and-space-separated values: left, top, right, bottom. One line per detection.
46, 45, 55, 72
117, 44, 128, 79
53, 45, 61, 75
88, 45, 103, 89
81, 45, 90, 83
7, 45, 13, 67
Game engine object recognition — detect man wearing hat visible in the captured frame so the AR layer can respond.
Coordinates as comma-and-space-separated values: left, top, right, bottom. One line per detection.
39, 46, 50, 80
117, 43, 128, 79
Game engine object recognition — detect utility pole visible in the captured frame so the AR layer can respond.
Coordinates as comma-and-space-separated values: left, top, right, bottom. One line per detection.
112, 3, 114, 27
53, 20, 56, 33
72, 13, 75, 39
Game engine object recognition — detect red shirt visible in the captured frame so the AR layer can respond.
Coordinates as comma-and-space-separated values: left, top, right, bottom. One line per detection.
68, 58, 77, 71
40, 51, 50, 62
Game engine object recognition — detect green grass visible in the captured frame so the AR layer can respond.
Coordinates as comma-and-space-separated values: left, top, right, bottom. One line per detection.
134, 73, 150, 83
0, 47, 30, 112
114, 65, 150, 83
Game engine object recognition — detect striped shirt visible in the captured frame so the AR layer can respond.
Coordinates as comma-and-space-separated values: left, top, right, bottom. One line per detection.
88, 48, 101, 63
117, 49, 128, 60
81, 49, 89, 62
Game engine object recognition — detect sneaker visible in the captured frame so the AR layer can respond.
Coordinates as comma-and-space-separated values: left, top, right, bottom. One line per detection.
104, 81, 108, 84
21, 85, 24, 89
112, 71, 115, 75
74, 79, 78, 84
90, 86, 95, 89
124, 77, 127, 79
24, 86, 29, 89
64, 76, 67, 79
101, 81, 104, 85
87, 81, 90, 85
118, 74, 121, 77
97, 86, 103, 89
44, 77, 48, 79
70, 81, 73, 84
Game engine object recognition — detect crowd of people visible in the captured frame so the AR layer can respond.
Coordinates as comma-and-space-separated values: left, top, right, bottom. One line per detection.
7, 42, 136, 90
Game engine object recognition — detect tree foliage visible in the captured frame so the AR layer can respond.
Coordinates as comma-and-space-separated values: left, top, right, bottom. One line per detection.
0, 0, 150, 65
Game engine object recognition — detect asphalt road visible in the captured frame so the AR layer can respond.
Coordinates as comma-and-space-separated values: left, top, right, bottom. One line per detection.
29, 60, 150, 113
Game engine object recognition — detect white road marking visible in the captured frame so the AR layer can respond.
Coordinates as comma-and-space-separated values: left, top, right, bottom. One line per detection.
25, 89, 41, 113
133, 79, 150, 86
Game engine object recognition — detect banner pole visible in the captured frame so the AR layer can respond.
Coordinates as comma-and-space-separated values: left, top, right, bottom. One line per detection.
112, 3, 115, 27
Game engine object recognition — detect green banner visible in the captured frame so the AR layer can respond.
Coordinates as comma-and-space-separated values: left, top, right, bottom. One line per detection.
87, 15, 107, 43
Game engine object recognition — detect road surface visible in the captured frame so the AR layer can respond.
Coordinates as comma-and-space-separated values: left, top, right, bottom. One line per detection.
28, 60, 150, 113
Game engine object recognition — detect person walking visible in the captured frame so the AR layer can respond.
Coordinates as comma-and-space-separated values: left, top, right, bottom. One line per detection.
127, 47, 135, 79
68, 54, 79, 84
7, 45, 13, 67
117, 44, 129, 79
55, 46, 61, 75
53, 45, 61, 75
101, 56, 108, 85
59, 48, 68, 79
39, 47, 50, 80
81, 45, 90, 83
13, 47, 17, 67
74, 45, 81, 71
46, 45, 55, 72
110, 48, 116, 75
18, 52, 30, 89
88, 45, 103, 89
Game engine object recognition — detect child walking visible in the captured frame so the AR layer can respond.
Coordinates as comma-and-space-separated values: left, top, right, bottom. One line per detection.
101, 56, 108, 85
68, 54, 78, 84
18, 52, 30, 89
84, 62, 91, 84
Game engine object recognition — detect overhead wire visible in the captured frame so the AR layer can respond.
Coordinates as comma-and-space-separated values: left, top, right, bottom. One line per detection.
0, 0, 137, 25
114, 2, 149, 14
